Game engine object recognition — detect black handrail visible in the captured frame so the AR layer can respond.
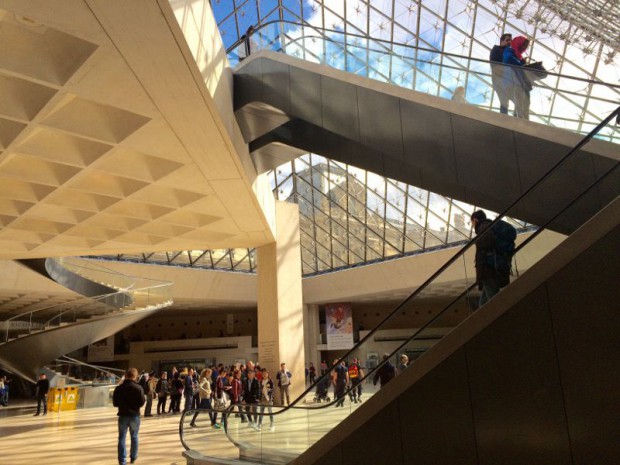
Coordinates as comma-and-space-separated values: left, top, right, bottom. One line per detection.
179, 105, 619, 453
227, 19, 620, 90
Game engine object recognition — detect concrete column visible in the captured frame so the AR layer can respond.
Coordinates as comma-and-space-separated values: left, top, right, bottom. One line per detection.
257, 201, 305, 404
303, 304, 321, 374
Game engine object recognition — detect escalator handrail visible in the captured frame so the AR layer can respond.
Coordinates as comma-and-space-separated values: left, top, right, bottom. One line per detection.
227, 19, 620, 90
179, 106, 620, 451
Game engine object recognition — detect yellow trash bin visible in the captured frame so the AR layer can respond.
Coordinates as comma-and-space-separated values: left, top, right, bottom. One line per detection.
48, 388, 62, 412
61, 387, 79, 410
47, 387, 79, 412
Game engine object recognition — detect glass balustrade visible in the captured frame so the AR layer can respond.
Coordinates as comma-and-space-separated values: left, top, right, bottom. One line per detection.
179, 105, 619, 463
229, 21, 620, 144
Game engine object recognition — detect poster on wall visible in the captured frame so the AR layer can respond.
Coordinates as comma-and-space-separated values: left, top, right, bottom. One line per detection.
87, 335, 115, 362
325, 303, 354, 350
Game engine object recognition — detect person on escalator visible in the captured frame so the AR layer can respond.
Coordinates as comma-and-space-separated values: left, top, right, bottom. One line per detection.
503, 35, 532, 119
471, 210, 516, 307
490, 33, 512, 114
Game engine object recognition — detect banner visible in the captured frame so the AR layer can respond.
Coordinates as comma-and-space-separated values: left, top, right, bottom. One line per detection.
87, 335, 115, 362
325, 303, 353, 350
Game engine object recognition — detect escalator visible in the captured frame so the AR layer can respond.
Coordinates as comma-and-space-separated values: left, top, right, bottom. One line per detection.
178, 97, 619, 464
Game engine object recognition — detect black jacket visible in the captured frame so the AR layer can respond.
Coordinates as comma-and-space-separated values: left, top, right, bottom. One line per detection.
242, 378, 260, 404
474, 218, 498, 283
489, 45, 506, 63
35, 379, 49, 397
373, 362, 396, 387
113, 380, 145, 417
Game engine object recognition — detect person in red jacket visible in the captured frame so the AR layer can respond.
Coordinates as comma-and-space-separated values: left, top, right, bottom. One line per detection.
228, 369, 246, 424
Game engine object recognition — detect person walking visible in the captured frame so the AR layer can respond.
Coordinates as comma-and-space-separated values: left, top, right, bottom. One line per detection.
332, 359, 349, 407
189, 368, 220, 429
347, 357, 364, 403
113, 368, 145, 465
257, 368, 275, 432
490, 33, 512, 114
276, 363, 292, 406
34, 373, 49, 416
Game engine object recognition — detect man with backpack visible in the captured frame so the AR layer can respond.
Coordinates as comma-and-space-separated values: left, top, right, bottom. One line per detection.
471, 210, 517, 306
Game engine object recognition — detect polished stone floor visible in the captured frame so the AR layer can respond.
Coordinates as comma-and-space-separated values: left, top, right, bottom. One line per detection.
0, 405, 203, 464
0, 385, 377, 465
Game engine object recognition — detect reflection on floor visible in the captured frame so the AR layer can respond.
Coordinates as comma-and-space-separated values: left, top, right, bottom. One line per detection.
183, 383, 379, 463
0, 405, 189, 465
0, 384, 380, 465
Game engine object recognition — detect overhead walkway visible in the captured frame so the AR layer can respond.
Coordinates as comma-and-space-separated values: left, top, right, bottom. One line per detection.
0, 258, 172, 382
179, 108, 619, 464
234, 51, 619, 234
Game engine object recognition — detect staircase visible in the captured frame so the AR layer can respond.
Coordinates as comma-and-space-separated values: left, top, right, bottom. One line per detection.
0, 257, 172, 382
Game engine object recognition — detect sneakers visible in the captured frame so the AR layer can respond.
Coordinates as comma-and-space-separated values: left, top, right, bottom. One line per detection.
247, 421, 254, 428
189, 423, 196, 428
252, 423, 261, 431
33, 413, 40, 416
269, 424, 275, 432
212, 423, 221, 429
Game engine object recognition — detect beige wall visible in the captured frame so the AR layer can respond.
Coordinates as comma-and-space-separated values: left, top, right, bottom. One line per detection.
121, 308, 257, 342
128, 335, 255, 372
257, 202, 305, 402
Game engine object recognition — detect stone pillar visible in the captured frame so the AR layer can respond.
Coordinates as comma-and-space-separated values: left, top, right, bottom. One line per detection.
257, 201, 305, 404
303, 304, 321, 375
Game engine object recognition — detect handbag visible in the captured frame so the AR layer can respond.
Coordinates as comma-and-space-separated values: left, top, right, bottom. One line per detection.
524, 61, 548, 81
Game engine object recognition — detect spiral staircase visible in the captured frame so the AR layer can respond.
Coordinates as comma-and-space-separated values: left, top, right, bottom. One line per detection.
0, 257, 172, 382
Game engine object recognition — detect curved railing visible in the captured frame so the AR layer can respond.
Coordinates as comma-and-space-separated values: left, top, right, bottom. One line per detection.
228, 20, 620, 144
46, 355, 125, 385
180, 106, 620, 462
1, 258, 173, 343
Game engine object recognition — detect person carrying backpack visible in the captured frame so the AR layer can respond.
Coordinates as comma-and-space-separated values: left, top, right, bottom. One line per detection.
471, 210, 517, 306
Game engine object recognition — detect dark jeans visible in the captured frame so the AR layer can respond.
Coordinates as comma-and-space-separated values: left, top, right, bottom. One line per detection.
479, 276, 500, 307
157, 395, 167, 414
183, 390, 193, 412
245, 403, 258, 423
348, 377, 362, 400
335, 382, 346, 406
144, 395, 153, 416
36, 394, 47, 414
170, 394, 181, 413
190, 398, 215, 426
118, 415, 140, 465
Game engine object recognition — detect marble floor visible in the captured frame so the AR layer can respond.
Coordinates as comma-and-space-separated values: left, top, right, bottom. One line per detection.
0, 405, 208, 465
0, 386, 377, 465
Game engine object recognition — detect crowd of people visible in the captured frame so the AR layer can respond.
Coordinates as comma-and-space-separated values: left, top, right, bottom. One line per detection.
123, 360, 294, 433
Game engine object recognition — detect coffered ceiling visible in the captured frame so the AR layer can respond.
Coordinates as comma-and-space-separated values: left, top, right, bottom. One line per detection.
0, 0, 274, 259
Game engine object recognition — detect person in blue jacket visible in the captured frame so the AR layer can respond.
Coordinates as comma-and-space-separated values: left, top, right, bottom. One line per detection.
503, 36, 531, 119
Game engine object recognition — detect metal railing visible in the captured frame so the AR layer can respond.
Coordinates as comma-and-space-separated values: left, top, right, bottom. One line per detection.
228, 20, 620, 143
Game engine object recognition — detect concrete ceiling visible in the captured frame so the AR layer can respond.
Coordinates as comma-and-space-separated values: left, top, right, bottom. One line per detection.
0, 0, 274, 260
